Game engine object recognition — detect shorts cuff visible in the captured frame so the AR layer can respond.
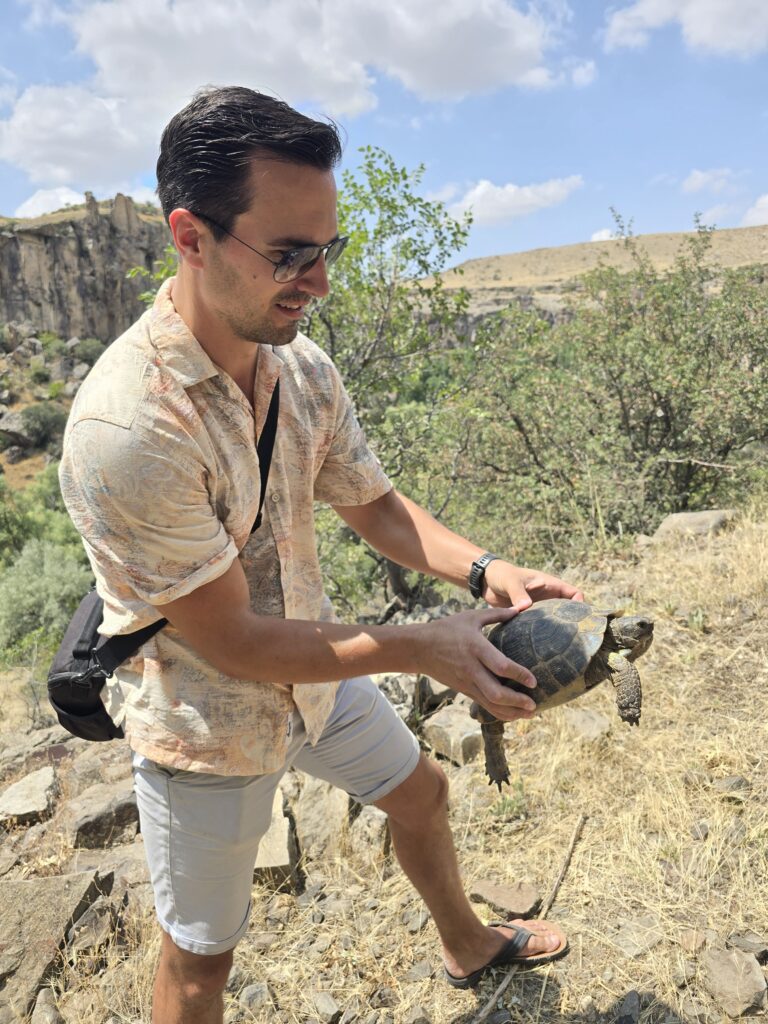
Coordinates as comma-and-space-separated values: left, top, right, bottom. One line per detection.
356, 741, 421, 805
158, 900, 251, 956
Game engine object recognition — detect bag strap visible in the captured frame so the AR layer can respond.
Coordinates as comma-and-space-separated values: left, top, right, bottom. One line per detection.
95, 378, 281, 677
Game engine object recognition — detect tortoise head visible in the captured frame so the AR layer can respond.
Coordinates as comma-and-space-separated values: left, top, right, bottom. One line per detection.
608, 614, 654, 661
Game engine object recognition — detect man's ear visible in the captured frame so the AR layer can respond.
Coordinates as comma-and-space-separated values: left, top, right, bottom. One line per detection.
168, 209, 207, 269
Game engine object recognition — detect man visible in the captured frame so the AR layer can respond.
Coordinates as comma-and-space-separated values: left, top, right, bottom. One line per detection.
60, 86, 582, 1024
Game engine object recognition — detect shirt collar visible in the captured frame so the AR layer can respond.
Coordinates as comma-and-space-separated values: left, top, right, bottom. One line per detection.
147, 278, 221, 389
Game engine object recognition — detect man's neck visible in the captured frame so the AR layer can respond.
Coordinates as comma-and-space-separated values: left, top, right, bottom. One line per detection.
171, 273, 259, 409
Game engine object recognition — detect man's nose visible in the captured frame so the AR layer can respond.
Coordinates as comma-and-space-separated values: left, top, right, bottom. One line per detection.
295, 253, 331, 297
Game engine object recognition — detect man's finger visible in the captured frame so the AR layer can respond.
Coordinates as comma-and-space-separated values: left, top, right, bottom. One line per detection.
474, 666, 537, 710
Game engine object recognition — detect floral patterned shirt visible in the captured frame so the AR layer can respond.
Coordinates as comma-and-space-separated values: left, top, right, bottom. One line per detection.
59, 278, 391, 774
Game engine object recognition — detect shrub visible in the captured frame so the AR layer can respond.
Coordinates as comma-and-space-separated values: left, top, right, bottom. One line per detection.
76, 337, 107, 365
0, 538, 92, 653
20, 403, 68, 448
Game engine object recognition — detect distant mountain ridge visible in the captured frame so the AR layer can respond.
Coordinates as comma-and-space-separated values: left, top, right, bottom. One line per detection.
440, 223, 768, 316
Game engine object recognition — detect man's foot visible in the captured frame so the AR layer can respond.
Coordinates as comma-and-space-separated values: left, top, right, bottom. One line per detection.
443, 919, 569, 989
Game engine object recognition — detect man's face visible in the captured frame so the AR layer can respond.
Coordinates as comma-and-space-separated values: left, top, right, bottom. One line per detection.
204, 157, 339, 347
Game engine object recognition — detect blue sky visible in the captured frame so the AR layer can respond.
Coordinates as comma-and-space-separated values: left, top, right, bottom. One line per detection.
1, 0, 767, 264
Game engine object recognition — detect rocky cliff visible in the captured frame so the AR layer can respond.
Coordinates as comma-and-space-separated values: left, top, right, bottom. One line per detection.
0, 193, 170, 343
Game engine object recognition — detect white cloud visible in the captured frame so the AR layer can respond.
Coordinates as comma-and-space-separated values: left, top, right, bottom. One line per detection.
700, 203, 733, 224
0, 0, 590, 194
14, 186, 85, 218
571, 60, 597, 87
682, 168, 734, 194
450, 174, 583, 226
591, 228, 614, 241
648, 172, 677, 187
742, 194, 768, 227
605, 0, 768, 57
425, 183, 460, 204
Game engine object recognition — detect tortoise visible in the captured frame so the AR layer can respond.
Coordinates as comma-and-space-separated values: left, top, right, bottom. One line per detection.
470, 599, 654, 790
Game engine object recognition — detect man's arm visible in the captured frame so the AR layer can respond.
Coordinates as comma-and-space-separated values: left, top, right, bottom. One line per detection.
157, 557, 539, 722
332, 487, 584, 611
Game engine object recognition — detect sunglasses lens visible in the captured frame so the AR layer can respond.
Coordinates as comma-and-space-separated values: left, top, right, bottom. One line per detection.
325, 237, 348, 267
274, 237, 349, 282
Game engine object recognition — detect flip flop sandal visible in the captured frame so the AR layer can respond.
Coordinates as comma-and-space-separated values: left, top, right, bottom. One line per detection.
444, 920, 570, 990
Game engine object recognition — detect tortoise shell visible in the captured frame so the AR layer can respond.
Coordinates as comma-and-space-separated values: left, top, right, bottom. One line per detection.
487, 598, 615, 711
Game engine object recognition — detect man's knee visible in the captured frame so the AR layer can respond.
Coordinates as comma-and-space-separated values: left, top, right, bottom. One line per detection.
375, 753, 449, 827
159, 931, 234, 999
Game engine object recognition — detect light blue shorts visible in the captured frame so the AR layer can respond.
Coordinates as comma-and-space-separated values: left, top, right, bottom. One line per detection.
132, 675, 420, 956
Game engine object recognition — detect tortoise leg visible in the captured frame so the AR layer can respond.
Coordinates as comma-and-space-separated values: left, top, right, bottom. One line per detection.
607, 652, 642, 726
469, 701, 510, 791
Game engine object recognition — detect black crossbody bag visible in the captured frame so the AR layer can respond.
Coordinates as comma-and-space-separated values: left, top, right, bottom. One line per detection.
48, 382, 280, 742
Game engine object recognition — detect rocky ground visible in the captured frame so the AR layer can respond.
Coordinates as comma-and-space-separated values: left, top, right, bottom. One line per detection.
0, 509, 766, 1023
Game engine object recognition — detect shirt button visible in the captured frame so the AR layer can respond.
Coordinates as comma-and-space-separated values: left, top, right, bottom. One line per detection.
271, 492, 280, 503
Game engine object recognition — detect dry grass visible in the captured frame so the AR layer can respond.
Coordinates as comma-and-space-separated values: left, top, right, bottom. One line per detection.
26, 509, 768, 1022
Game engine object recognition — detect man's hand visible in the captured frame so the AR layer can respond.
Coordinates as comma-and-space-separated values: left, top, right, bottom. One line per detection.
481, 561, 584, 612
415, 607, 539, 722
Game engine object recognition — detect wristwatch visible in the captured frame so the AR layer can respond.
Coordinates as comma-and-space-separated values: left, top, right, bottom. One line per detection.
468, 552, 500, 600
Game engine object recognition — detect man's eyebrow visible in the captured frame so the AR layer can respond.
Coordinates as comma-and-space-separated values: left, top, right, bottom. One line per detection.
267, 234, 340, 249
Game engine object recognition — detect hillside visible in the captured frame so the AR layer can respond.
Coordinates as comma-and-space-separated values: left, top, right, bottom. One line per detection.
441, 224, 768, 315
0, 511, 766, 1022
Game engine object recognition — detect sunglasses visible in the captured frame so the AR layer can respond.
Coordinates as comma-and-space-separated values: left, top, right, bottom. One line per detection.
198, 213, 348, 283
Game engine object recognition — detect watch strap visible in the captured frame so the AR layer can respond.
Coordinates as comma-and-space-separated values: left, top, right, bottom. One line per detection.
468, 552, 499, 600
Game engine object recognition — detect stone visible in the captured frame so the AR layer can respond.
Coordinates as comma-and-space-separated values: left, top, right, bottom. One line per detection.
469, 879, 542, 918
59, 777, 138, 848
295, 777, 349, 861
653, 510, 736, 540
349, 804, 390, 859
239, 981, 273, 1011
311, 990, 342, 1023
0, 872, 101, 1023
72, 361, 90, 381
422, 704, 482, 766
701, 948, 767, 1017
612, 915, 663, 958
690, 820, 709, 840
680, 995, 717, 1024
403, 960, 435, 982
680, 928, 717, 953
66, 895, 115, 953
29, 987, 64, 1024
0, 765, 57, 825
562, 707, 611, 741
403, 1006, 430, 1024
254, 785, 298, 888
616, 990, 640, 1024
672, 961, 697, 987
712, 776, 750, 800
726, 930, 768, 964
402, 906, 430, 933
414, 675, 456, 713
0, 410, 34, 448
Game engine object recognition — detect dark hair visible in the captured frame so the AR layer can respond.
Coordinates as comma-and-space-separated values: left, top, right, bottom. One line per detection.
156, 86, 342, 237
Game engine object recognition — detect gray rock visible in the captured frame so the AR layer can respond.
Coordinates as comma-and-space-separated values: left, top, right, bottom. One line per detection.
370, 987, 398, 1009
422, 704, 482, 766
239, 981, 273, 1011
680, 995, 718, 1024
612, 914, 663, 958
726, 930, 768, 964
66, 895, 115, 953
403, 1006, 430, 1024
59, 777, 138, 848
0, 872, 101, 1023
295, 777, 349, 861
402, 906, 430, 933
690, 820, 709, 840
0, 765, 57, 825
712, 776, 750, 800
311, 990, 341, 1023
29, 987, 64, 1024
403, 960, 435, 982
414, 675, 456, 714
72, 361, 90, 381
562, 706, 611, 741
672, 961, 697, 987
654, 510, 736, 540
0, 410, 34, 448
679, 927, 717, 953
701, 948, 767, 1017
349, 804, 390, 860
254, 784, 298, 889
616, 990, 640, 1024
469, 879, 542, 918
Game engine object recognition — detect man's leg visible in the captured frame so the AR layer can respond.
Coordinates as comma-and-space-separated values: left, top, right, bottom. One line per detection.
152, 932, 233, 1024
375, 752, 562, 980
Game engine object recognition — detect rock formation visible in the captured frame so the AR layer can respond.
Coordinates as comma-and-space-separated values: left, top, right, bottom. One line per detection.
0, 194, 170, 343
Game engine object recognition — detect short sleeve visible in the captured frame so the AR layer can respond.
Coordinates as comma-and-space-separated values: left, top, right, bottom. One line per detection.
60, 418, 238, 609
312, 368, 392, 506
